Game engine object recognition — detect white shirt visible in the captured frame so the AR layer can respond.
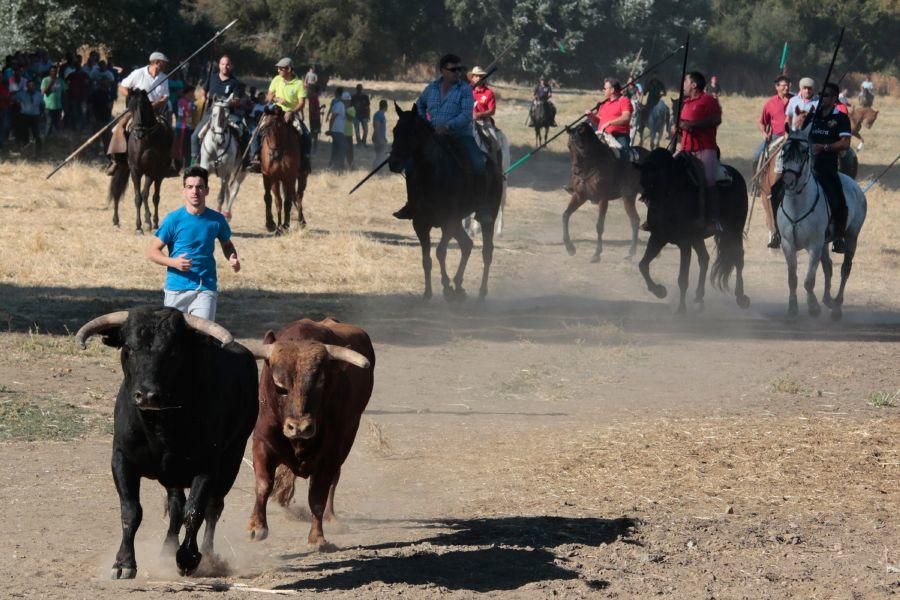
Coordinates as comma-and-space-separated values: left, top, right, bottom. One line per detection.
861, 80, 874, 91
120, 66, 169, 103
785, 95, 817, 129
329, 99, 345, 133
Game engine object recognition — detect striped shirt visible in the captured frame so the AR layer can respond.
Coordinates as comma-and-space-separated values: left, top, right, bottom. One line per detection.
415, 77, 473, 136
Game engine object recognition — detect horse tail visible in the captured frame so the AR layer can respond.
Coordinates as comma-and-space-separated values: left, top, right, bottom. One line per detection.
107, 158, 130, 204
711, 178, 747, 292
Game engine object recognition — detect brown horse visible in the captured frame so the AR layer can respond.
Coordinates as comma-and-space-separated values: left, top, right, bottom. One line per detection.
259, 107, 311, 233
108, 90, 175, 233
562, 122, 648, 262
849, 106, 878, 149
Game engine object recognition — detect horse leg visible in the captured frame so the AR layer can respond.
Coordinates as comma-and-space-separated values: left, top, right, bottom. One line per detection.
282, 178, 294, 230
414, 219, 433, 300
263, 175, 276, 232
676, 243, 692, 315
294, 173, 306, 227
832, 242, 856, 321
151, 179, 161, 232
821, 249, 834, 309
451, 221, 474, 300
131, 172, 143, 234
141, 177, 152, 232
692, 237, 710, 309
272, 180, 285, 233
435, 228, 454, 301
591, 199, 609, 263
639, 235, 668, 300
733, 234, 750, 309
784, 247, 799, 318
804, 245, 822, 317
562, 194, 587, 256
623, 195, 640, 260
479, 215, 495, 300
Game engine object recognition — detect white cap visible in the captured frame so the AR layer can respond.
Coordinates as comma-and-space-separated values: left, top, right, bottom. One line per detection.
341, 91, 351, 100
275, 57, 293, 68
149, 51, 169, 63
799, 77, 815, 88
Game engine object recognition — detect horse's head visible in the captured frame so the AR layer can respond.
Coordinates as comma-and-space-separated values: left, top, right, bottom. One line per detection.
126, 88, 154, 127
389, 103, 431, 173
634, 148, 676, 202
210, 95, 232, 132
780, 123, 813, 193
567, 121, 608, 162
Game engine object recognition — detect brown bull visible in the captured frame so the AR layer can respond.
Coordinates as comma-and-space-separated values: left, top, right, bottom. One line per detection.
243, 318, 374, 547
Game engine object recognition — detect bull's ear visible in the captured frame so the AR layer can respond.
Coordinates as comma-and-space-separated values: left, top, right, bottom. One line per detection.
263, 330, 277, 344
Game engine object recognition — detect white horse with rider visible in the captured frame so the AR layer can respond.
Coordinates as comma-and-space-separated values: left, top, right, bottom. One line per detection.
199, 95, 246, 220
777, 120, 867, 320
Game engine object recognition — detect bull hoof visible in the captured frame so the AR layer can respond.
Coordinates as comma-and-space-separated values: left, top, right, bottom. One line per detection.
565, 242, 576, 256
651, 284, 667, 299
249, 526, 269, 542
110, 566, 136, 580
176, 546, 202, 575
736, 295, 751, 309
590, 252, 602, 263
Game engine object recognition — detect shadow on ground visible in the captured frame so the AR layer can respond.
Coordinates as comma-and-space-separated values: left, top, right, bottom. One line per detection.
274, 516, 629, 592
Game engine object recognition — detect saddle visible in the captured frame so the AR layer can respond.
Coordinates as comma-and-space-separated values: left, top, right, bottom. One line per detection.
473, 121, 501, 164
596, 131, 641, 162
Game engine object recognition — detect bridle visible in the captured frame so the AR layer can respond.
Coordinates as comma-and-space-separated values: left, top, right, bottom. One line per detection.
208, 102, 235, 166
780, 137, 813, 195
778, 136, 823, 247
130, 95, 161, 140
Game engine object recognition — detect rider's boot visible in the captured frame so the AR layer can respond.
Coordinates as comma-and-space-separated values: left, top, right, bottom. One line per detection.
105, 153, 124, 176
705, 186, 723, 235
831, 201, 848, 254
393, 202, 415, 220
767, 230, 781, 249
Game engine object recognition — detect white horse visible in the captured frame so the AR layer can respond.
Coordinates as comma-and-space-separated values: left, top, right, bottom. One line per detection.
466, 126, 511, 238
777, 123, 867, 320
200, 97, 246, 220
646, 98, 670, 149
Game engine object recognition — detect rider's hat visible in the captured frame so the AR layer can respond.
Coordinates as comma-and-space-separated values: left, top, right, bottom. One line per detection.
149, 51, 169, 63
470, 66, 488, 77
275, 57, 293, 69
799, 77, 815, 88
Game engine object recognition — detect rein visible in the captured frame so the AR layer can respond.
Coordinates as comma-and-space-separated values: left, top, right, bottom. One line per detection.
780, 179, 822, 248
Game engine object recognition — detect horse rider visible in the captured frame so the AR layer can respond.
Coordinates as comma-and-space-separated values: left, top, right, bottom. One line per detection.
392, 53, 493, 224
587, 78, 632, 149
755, 75, 793, 247
533, 77, 557, 126
785, 77, 817, 131
190, 55, 250, 167
249, 57, 308, 170
644, 77, 666, 113
469, 66, 499, 156
802, 82, 852, 253
105, 51, 170, 175
675, 70, 724, 233
859, 74, 875, 108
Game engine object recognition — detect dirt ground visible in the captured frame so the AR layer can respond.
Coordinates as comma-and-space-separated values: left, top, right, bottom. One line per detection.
0, 84, 898, 598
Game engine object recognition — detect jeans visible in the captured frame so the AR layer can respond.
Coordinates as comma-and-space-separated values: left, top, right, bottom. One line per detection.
164, 289, 218, 321
752, 139, 767, 165
612, 133, 630, 149
328, 132, 346, 170
16, 114, 41, 148
354, 117, 369, 144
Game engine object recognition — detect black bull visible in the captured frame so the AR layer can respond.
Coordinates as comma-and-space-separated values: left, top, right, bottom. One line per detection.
76, 306, 258, 578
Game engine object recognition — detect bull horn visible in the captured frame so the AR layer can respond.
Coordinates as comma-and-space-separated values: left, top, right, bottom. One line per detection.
324, 344, 371, 369
75, 311, 129, 349
241, 339, 274, 361
183, 314, 234, 347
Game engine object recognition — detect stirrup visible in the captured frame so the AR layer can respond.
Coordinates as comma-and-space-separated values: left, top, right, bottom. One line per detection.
393, 205, 414, 220
767, 231, 781, 249
831, 238, 846, 254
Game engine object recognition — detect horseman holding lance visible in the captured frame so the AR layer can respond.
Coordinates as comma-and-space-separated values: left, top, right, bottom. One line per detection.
250, 57, 309, 169
587, 78, 633, 149
106, 51, 172, 175
532, 77, 557, 127
801, 82, 852, 253
674, 70, 724, 233
191, 55, 250, 167
469, 66, 500, 157
392, 53, 493, 225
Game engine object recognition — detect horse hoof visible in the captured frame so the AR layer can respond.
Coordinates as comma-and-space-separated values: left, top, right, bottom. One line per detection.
442, 287, 455, 302
134, 229, 143, 236
110, 566, 136, 580
651, 285, 667, 299
822, 296, 834, 309
736, 295, 751, 310
590, 252, 602, 264
249, 526, 269, 542
456, 288, 468, 302
176, 547, 202, 575
423, 290, 433, 301
787, 302, 799, 318
266, 222, 277, 233
565, 243, 576, 256
809, 303, 821, 317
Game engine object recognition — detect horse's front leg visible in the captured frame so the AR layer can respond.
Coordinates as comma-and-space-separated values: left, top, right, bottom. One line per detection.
676, 243, 692, 315
131, 172, 144, 234
151, 179, 161, 232
141, 177, 152, 232
592, 199, 609, 263
638, 234, 667, 300
783, 247, 799, 317
263, 175, 276, 232
804, 244, 822, 317
479, 215, 495, 300
692, 237, 710, 309
832, 242, 857, 320
623, 195, 641, 260
413, 219, 433, 300
282, 178, 295, 230
272, 180, 285, 233
435, 228, 457, 302
821, 249, 834, 309
450, 221, 474, 300
562, 193, 588, 256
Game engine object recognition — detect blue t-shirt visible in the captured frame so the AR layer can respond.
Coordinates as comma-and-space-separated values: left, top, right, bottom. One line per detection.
155, 206, 231, 292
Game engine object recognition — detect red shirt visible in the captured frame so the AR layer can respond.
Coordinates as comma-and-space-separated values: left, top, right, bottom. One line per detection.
759, 93, 791, 136
472, 85, 495, 117
593, 95, 632, 135
680, 92, 721, 152
835, 102, 848, 115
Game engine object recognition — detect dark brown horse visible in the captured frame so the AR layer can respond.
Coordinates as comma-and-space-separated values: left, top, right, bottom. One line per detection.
259, 106, 311, 233
529, 99, 554, 146
388, 104, 504, 300
562, 122, 648, 262
108, 90, 174, 233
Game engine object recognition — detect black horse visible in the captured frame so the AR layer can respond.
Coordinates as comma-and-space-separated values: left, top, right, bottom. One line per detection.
108, 89, 176, 233
562, 122, 648, 262
635, 148, 751, 314
388, 104, 504, 300
529, 99, 554, 146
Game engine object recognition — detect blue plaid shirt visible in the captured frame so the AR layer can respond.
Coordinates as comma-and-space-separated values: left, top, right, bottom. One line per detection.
416, 77, 474, 136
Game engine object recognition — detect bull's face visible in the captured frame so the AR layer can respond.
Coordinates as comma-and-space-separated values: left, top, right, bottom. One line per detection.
266, 338, 330, 441
104, 309, 189, 411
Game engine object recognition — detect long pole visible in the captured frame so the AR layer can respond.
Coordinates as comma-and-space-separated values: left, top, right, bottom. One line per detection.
46, 18, 239, 179
836, 43, 868, 86
862, 153, 900, 193
812, 26, 844, 121
667, 34, 690, 153
506, 43, 685, 176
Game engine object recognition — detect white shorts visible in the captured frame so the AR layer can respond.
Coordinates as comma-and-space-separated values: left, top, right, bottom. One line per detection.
163, 289, 218, 321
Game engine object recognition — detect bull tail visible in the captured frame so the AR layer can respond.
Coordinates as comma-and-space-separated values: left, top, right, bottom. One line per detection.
272, 464, 297, 508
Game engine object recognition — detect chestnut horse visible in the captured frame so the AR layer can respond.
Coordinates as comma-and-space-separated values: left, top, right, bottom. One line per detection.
259, 107, 311, 233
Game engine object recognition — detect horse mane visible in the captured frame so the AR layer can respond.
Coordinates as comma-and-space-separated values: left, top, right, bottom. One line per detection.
569, 122, 612, 163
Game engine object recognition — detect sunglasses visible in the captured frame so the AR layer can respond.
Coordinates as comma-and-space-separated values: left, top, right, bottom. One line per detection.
442, 66, 462, 73
277, 66, 289, 71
